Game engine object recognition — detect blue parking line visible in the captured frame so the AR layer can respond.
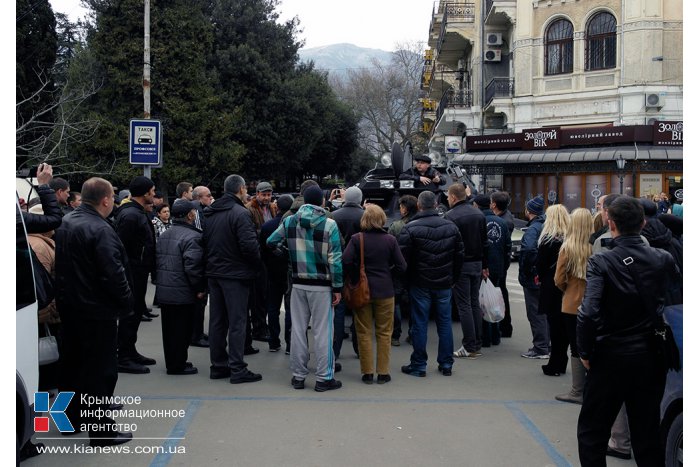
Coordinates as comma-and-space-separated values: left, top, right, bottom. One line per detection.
505, 402, 572, 467
149, 399, 202, 467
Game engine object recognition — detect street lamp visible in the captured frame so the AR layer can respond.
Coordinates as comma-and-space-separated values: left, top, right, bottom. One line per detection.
615, 155, 626, 194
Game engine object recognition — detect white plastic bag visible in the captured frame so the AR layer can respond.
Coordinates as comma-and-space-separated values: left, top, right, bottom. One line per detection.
479, 279, 505, 323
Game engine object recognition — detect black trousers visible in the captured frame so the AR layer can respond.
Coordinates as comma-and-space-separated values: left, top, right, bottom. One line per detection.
60, 318, 119, 437
249, 264, 269, 335
161, 304, 194, 371
118, 268, 148, 361
208, 277, 250, 376
544, 307, 569, 372
577, 349, 667, 467
266, 278, 287, 349
498, 268, 513, 336
191, 298, 207, 342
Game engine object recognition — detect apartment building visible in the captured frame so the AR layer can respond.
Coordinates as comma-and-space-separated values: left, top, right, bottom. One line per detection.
421, 0, 682, 216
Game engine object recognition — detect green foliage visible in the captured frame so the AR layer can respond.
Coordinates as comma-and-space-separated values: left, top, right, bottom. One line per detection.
40, 0, 360, 194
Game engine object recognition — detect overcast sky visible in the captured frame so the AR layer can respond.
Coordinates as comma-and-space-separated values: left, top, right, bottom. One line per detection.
48, 0, 436, 51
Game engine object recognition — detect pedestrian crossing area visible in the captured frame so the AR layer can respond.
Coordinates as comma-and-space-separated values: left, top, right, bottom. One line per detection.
505, 279, 525, 303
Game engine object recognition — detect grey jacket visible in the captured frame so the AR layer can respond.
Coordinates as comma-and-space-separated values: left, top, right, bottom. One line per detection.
155, 221, 205, 305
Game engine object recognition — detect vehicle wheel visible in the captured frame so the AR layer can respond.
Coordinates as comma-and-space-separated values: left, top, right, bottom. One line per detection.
665, 413, 683, 467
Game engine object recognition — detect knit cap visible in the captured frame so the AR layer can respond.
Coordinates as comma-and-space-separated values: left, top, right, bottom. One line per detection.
526, 196, 545, 216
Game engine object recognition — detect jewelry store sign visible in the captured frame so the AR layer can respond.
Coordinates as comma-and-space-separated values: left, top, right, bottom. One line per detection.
653, 121, 683, 146
522, 128, 560, 149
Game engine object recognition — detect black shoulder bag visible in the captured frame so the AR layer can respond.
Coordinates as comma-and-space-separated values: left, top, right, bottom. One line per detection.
611, 247, 681, 372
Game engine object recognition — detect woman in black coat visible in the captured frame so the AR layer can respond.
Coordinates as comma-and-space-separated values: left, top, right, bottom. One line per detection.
535, 204, 569, 376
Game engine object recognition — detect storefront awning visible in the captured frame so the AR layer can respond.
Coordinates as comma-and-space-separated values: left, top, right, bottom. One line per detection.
452, 146, 682, 165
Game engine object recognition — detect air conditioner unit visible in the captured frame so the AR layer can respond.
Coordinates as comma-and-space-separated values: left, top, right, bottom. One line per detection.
645, 93, 665, 109
484, 49, 502, 63
646, 117, 658, 126
486, 33, 503, 46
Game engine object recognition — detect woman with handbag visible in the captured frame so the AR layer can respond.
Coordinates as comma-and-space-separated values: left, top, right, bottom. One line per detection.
553, 208, 594, 402
342, 204, 406, 384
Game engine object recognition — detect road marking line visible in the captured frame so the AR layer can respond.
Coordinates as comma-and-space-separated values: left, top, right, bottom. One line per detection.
505, 402, 573, 467
150, 399, 201, 467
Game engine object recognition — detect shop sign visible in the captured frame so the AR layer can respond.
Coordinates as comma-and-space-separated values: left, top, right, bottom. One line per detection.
445, 136, 463, 154
653, 121, 683, 146
522, 128, 560, 149
562, 126, 635, 146
465, 133, 522, 151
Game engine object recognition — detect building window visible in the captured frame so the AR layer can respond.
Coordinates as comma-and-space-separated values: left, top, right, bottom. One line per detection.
545, 19, 574, 75
585, 12, 616, 70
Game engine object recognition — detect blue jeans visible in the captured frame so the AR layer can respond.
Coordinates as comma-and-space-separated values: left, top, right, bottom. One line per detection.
408, 287, 454, 370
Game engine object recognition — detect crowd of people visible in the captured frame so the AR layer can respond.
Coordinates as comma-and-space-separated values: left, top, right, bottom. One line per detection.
19, 156, 682, 465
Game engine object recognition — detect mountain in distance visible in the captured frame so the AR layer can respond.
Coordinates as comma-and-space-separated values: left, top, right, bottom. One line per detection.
299, 43, 394, 80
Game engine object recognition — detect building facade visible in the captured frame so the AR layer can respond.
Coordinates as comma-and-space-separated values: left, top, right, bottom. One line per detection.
421, 0, 683, 216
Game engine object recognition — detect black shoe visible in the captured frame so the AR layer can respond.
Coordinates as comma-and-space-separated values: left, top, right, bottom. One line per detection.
190, 338, 209, 348
362, 374, 374, 384
269, 345, 282, 352
202, 333, 208, 340
291, 377, 305, 390
210, 367, 230, 379
606, 447, 632, 460
144, 311, 159, 318
541, 365, 562, 377
89, 431, 133, 447
377, 374, 391, 384
133, 353, 156, 366
401, 365, 426, 377
118, 360, 150, 374
335, 362, 342, 373
230, 370, 262, 384
167, 366, 198, 375
244, 346, 260, 355
482, 342, 492, 348
140, 315, 152, 322
314, 379, 342, 392
438, 365, 452, 376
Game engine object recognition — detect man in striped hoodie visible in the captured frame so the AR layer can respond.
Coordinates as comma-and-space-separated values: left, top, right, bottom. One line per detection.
267, 186, 343, 392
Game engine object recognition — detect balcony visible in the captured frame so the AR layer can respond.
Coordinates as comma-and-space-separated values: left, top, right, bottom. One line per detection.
484, 0, 517, 26
435, 88, 473, 130
435, 3, 476, 59
485, 77, 514, 108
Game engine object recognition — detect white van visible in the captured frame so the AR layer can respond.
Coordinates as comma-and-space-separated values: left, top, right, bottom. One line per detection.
16, 198, 39, 461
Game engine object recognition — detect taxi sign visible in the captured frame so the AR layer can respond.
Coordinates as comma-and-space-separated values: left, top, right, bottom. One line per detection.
129, 119, 162, 165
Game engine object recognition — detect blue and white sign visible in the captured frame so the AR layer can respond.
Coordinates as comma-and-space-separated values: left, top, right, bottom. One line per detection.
129, 119, 162, 165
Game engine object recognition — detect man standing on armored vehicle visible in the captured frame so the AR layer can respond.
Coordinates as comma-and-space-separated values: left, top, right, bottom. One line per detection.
399, 154, 446, 186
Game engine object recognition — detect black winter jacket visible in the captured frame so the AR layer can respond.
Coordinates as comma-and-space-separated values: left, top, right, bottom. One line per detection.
399, 166, 446, 186
203, 193, 260, 280
536, 237, 563, 315
518, 215, 545, 289
23, 184, 63, 233
445, 200, 488, 268
332, 203, 364, 248
154, 221, 205, 305
480, 208, 511, 279
260, 214, 288, 284
577, 235, 679, 360
398, 209, 464, 289
115, 201, 156, 274
54, 204, 133, 320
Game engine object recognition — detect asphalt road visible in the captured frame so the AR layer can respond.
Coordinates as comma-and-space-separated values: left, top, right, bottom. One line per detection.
24, 263, 634, 467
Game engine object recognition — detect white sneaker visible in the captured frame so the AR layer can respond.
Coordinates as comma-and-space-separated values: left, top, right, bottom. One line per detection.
453, 346, 470, 358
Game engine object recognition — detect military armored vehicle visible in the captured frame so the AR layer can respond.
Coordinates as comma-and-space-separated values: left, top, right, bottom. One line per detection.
356, 141, 477, 224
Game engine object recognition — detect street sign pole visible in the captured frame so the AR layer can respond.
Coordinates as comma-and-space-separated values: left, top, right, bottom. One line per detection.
143, 0, 151, 178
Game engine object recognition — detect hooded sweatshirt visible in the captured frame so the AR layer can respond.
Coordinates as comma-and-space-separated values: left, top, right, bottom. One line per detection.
266, 204, 343, 292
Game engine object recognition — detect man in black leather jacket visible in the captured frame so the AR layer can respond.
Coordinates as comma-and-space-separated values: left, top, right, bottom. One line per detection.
398, 191, 464, 377
114, 176, 157, 374
576, 196, 679, 467
399, 154, 446, 186
54, 177, 134, 446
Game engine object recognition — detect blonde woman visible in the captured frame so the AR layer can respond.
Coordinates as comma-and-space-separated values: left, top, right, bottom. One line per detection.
554, 208, 594, 403
342, 204, 406, 384
536, 204, 570, 376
